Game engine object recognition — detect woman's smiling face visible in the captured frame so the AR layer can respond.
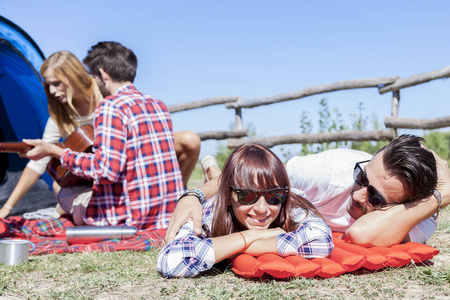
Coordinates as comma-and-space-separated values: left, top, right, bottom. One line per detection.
228, 186, 282, 230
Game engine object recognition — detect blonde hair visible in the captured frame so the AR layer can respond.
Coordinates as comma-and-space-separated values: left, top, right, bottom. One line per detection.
40, 51, 99, 137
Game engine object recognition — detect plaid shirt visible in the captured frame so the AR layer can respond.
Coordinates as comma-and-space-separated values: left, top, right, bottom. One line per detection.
61, 84, 183, 230
157, 195, 333, 278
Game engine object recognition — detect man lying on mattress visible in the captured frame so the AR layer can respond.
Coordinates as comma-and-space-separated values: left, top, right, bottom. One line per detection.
166, 134, 450, 247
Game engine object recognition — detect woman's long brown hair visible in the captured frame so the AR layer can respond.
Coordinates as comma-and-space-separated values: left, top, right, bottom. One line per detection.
40, 51, 100, 137
210, 143, 322, 237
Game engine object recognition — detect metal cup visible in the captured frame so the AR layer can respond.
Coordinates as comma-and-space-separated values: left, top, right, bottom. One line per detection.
0, 239, 35, 266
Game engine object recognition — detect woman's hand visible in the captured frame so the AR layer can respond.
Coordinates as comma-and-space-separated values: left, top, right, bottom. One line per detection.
245, 227, 286, 244
241, 228, 286, 256
212, 228, 286, 263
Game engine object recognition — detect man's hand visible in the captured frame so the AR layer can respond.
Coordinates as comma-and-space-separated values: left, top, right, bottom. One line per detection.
165, 177, 221, 243
344, 149, 450, 247
165, 196, 203, 243
20, 139, 62, 161
430, 148, 450, 208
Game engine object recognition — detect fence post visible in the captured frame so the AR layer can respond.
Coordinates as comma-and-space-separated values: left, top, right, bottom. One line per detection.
234, 97, 243, 130
235, 108, 243, 130
391, 91, 400, 136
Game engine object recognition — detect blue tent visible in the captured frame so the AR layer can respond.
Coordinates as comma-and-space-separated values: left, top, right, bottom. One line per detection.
0, 15, 50, 185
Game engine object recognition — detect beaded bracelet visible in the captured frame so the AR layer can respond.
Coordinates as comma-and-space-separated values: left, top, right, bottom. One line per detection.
432, 189, 442, 220
4, 204, 13, 210
177, 187, 205, 204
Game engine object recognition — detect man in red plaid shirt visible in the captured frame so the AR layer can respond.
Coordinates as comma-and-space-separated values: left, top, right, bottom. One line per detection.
23, 42, 184, 230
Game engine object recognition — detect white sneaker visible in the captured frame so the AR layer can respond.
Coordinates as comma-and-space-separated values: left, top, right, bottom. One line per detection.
200, 155, 219, 181
23, 207, 56, 219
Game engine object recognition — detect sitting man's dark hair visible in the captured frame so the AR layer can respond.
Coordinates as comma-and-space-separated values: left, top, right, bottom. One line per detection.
83, 41, 137, 83
378, 134, 437, 202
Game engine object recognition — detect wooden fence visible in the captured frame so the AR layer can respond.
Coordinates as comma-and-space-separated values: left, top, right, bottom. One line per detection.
168, 66, 450, 149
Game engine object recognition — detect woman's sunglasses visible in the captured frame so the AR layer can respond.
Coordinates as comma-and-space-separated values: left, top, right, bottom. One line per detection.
230, 186, 289, 205
353, 160, 388, 208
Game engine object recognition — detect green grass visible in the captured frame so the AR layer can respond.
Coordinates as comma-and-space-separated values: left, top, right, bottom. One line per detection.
0, 176, 448, 299
0, 245, 448, 299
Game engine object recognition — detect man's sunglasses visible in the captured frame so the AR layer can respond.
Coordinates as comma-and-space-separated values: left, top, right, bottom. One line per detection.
353, 160, 388, 208
230, 186, 289, 205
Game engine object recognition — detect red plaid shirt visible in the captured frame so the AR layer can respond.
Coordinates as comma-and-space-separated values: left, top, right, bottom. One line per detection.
61, 84, 184, 230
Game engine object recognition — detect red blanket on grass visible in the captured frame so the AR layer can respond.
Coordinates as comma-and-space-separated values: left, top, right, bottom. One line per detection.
0, 216, 165, 255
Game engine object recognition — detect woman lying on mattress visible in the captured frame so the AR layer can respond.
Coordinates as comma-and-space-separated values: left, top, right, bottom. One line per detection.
157, 143, 333, 278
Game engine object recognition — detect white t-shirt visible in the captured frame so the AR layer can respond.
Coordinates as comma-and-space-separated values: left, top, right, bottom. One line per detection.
26, 114, 95, 175
286, 148, 437, 243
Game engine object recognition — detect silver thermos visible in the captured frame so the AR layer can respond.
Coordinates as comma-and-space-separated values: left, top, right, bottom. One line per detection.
66, 226, 138, 244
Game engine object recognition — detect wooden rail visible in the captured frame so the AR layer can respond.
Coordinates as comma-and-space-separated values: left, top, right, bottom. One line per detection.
169, 66, 450, 147
198, 130, 248, 141
227, 129, 396, 148
225, 77, 398, 109
385, 116, 450, 130
168, 96, 239, 113
378, 66, 450, 94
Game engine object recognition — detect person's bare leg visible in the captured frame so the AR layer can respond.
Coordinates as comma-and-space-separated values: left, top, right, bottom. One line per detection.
53, 203, 68, 218
52, 180, 61, 196
174, 131, 201, 186
51, 181, 64, 218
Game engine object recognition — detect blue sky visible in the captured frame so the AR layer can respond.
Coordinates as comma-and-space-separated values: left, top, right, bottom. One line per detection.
2, 1, 449, 159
